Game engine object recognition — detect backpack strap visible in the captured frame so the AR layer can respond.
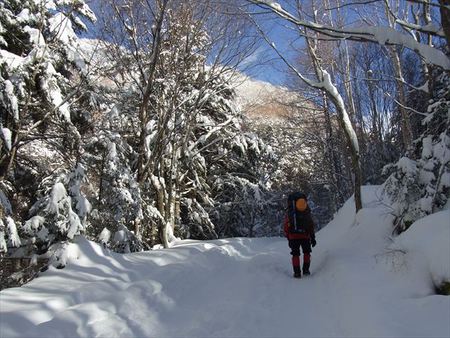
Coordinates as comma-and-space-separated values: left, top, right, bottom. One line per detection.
292, 200, 297, 231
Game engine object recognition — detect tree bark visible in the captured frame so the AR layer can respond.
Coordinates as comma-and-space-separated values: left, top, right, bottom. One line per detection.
327, 88, 363, 212
136, 0, 169, 184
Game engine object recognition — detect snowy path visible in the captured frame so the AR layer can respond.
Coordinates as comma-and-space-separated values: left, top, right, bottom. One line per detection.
1, 187, 449, 337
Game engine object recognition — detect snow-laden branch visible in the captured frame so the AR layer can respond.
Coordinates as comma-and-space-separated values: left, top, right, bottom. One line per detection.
319, 71, 360, 154
247, 0, 450, 70
395, 20, 445, 38
188, 117, 235, 153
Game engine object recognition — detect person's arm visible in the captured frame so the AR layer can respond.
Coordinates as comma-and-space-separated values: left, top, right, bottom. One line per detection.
283, 215, 289, 238
309, 214, 317, 246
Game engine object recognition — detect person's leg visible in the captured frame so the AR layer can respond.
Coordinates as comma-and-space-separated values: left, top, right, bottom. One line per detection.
289, 239, 301, 277
300, 239, 312, 275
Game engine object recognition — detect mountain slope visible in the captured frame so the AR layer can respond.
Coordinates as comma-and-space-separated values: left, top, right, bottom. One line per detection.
1, 186, 449, 338
233, 74, 314, 122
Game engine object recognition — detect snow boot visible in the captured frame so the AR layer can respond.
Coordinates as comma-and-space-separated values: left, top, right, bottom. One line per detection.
292, 256, 301, 278
303, 262, 310, 276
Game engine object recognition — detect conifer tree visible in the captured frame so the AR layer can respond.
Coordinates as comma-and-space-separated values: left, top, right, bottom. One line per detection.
384, 73, 450, 233
0, 0, 96, 252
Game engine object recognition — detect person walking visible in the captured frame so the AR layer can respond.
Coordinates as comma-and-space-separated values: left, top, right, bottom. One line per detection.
283, 192, 316, 278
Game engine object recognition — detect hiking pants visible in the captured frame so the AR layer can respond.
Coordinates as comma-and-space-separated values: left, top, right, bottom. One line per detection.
288, 238, 311, 274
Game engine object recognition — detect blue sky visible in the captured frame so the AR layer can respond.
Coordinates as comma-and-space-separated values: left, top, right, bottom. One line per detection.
83, 0, 297, 86
239, 1, 302, 86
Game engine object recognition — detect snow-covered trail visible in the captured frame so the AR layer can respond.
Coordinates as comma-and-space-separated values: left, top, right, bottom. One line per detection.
1, 187, 449, 338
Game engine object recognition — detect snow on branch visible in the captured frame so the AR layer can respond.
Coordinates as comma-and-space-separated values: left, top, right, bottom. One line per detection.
248, 0, 450, 69
188, 117, 235, 152
394, 20, 445, 38
319, 70, 360, 154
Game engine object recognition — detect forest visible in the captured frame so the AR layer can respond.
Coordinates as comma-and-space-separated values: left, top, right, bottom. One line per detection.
0, 0, 449, 282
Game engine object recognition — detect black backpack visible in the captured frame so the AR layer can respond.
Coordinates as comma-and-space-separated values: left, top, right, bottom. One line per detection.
287, 192, 308, 233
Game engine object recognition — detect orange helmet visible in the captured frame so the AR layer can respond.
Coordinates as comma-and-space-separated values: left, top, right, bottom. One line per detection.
295, 198, 307, 212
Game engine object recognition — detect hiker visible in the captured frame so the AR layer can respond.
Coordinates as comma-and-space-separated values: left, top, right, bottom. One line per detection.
283, 192, 316, 278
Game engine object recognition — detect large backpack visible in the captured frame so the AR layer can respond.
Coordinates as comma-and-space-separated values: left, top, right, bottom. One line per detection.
287, 192, 308, 234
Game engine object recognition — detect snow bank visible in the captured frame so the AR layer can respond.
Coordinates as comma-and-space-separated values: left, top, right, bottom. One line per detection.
392, 210, 450, 287
318, 185, 390, 247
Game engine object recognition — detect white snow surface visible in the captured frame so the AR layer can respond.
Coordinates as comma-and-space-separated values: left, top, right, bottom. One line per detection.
1, 127, 12, 151
49, 13, 77, 45
391, 210, 450, 287
1, 186, 449, 338
0, 50, 25, 70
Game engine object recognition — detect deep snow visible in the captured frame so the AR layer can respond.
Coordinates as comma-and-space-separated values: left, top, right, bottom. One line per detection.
1, 186, 449, 338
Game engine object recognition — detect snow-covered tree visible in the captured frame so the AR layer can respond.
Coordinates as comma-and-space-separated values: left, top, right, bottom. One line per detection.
0, 0, 97, 254
86, 127, 145, 248
0, 214, 21, 254
96, 1, 271, 248
0, 181, 14, 253
0, 0, 96, 176
384, 73, 450, 232
23, 164, 91, 251
180, 77, 273, 238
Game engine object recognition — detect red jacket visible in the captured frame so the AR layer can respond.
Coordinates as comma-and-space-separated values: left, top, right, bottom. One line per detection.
283, 211, 315, 240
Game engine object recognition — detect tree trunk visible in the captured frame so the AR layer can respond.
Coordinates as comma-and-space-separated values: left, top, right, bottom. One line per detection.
383, 4, 414, 152
152, 174, 169, 248
439, 0, 450, 46
390, 49, 414, 152
137, 0, 169, 184
328, 89, 363, 213
305, 30, 363, 212
322, 94, 343, 210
